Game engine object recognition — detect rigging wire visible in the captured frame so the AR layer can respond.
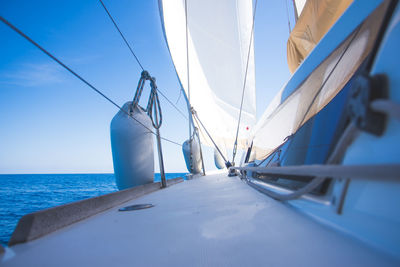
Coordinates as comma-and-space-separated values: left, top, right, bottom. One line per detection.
99, 0, 144, 71
296, 26, 362, 131
157, 88, 188, 120
99, 0, 188, 121
232, 0, 258, 163
183, 0, 207, 173
184, 0, 192, 140
0, 15, 182, 147
284, 0, 292, 34
244, 122, 360, 201
175, 88, 183, 105
192, 110, 229, 165
255, 24, 363, 167
160, 136, 182, 147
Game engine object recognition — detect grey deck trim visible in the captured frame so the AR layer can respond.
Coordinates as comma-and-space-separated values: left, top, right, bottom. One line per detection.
8, 177, 184, 246
233, 164, 400, 181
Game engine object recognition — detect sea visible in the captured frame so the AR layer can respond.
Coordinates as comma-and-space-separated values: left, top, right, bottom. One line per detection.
0, 173, 186, 246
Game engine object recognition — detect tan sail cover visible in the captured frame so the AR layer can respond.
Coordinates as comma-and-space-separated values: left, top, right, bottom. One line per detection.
287, 0, 353, 73
250, 2, 388, 161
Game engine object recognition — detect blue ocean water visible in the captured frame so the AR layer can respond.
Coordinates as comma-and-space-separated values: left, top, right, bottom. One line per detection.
0, 173, 185, 246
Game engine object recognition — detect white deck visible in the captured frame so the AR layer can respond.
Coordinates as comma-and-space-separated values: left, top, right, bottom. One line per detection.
2, 173, 398, 266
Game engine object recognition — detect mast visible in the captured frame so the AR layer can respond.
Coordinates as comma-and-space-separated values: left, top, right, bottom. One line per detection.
159, 0, 257, 155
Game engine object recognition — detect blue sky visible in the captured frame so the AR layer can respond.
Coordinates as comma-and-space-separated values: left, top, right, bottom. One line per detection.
0, 0, 294, 173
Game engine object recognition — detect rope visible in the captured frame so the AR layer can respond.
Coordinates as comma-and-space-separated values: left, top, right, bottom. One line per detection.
132, 71, 163, 129
262, 24, 363, 166
232, 0, 258, 163
147, 78, 163, 129
0, 15, 182, 147
239, 98, 400, 193
241, 163, 400, 182
132, 71, 147, 107
99, 0, 188, 121
296, 25, 362, 131
242, 86, 400, 201
192, 109, 229, 166
242, 122, 359, 201
371, 99, 400, 121
238, 24, 368, 200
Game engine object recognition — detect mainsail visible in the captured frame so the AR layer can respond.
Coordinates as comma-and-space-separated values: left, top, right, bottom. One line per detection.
159, 0, 256, 151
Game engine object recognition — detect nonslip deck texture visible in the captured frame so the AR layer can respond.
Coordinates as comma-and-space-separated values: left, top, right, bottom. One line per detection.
2, 174, 398, 267
8, 177, 183, 246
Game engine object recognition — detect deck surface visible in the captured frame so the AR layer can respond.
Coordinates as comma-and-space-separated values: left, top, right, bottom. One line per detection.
1, 173, 398, 266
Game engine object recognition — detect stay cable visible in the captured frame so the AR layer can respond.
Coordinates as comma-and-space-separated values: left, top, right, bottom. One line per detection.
0, 15, 182, 147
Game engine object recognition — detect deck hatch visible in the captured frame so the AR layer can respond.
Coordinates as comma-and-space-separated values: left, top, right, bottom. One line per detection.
118, 204, 154, 211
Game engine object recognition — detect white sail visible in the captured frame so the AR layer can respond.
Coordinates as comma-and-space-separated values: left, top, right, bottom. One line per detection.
294, 0, 307, 17
159, 0, 256, 150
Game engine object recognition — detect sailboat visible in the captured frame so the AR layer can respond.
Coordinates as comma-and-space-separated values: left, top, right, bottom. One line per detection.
1, 0, 400, 265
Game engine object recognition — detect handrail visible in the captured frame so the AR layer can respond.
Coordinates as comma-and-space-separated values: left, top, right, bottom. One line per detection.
232, 164, 400, 181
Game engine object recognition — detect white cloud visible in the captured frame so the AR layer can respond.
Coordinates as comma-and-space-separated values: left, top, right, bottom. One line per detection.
0, 63, 66, 87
